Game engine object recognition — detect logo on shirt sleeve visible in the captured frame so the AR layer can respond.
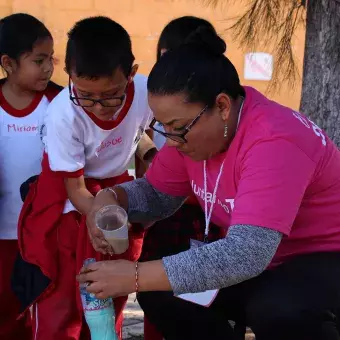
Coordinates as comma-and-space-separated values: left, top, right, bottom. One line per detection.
134, 126, 145, 144
292, 111, 326, 146
39, 123, 46, 141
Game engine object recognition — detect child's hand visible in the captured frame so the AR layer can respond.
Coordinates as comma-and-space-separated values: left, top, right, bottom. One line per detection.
86, 190, 118, 254
87, 214, 112, 254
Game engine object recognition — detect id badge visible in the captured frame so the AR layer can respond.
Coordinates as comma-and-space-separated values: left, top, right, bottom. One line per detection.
176, 239, 219, 307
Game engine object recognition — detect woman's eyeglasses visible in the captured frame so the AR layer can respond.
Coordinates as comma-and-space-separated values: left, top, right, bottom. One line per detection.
150, 105, 208, 144
68, 78, 126, 108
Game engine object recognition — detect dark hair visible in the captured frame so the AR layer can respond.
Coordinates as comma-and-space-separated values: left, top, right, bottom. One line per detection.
148, 26, 243, 107
157, 16, 216, 61
65, 16, 135, 79
0, 13, 52, 63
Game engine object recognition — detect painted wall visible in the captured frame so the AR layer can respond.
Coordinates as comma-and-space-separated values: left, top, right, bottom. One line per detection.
0, 0, 305, 109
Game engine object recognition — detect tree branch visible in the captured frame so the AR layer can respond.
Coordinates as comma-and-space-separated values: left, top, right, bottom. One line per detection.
202, 0, 306, 93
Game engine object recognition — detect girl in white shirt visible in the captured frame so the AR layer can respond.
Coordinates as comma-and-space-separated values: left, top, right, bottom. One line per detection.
0, 13, 61, 340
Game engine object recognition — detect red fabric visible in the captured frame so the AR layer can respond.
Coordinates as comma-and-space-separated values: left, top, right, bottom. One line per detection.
30, 212, 87, 340
185, 194, 199, 205
18, 153, 144, 339
144, 316, 162, 340
0, 89, 43, 117
56, 168, 85, 178
0, 80, 62, 117
0, 240, 32, 340
44, 81, 63, 103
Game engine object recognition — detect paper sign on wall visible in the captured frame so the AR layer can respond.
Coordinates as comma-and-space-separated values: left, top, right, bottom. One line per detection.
244, 52, 273, 81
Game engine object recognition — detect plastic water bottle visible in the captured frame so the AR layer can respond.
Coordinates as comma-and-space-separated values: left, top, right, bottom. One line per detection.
80, 258, 118, 340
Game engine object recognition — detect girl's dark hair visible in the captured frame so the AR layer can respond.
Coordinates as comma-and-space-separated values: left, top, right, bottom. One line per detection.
65, 16, 135, 79
148, 26, 243, 108
0, 13, 52, 63
157, 16, 216, 61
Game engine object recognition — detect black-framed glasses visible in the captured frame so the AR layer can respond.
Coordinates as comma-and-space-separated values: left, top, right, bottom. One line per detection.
68, 78, 126, 108
150, 105, 208, 143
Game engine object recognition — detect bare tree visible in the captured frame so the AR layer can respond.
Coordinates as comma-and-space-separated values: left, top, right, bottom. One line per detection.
203, 0, 340, 146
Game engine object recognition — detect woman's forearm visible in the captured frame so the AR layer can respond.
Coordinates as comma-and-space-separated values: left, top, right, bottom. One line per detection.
161, 225, 282, 295
116, 178, 186, 223
138, 260, 172, 292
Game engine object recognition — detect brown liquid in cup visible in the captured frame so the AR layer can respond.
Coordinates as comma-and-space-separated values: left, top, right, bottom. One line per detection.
98, 215, 129, 254
98, 216, 123, 231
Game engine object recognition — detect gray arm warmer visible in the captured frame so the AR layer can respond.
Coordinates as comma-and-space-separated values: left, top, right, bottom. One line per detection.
117, 179, 282, 295
117, 177, 186, 223
163, 224, 282, 295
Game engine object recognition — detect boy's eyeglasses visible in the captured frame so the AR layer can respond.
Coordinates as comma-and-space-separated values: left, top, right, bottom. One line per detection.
150, 105, 208, 144
68, 78, 126, 108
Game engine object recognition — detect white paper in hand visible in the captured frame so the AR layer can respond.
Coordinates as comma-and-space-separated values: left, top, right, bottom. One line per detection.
177, 289, 218, 307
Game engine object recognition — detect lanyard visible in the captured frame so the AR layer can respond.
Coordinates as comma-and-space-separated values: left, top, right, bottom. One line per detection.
202, 98, 245, 242
203, 159, 225, 241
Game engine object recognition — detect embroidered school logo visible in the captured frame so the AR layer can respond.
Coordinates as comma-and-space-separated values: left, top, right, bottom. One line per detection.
134, 126, 145, 144
39, 123, 46, 142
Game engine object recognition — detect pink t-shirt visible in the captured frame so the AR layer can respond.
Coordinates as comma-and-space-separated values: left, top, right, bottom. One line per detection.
146, 86, 340, 266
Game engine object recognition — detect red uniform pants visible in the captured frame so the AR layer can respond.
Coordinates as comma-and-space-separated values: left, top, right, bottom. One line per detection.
31, 212, 130, 340
0, 240, 32, 340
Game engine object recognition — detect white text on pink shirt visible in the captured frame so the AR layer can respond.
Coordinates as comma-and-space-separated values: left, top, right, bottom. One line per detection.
191, 180, 234, 214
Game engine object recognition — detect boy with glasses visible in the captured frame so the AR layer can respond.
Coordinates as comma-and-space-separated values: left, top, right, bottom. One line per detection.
15, 16, 156, 340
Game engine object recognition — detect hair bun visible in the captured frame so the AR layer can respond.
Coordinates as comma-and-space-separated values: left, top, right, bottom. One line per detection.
184, 26, 226, 56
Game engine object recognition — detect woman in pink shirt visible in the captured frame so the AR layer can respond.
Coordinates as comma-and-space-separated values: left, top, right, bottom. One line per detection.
79, 27, 340, 340
140, 16, 224, 269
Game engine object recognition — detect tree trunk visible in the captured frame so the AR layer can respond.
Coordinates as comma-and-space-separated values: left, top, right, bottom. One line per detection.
300, 0, 340, 147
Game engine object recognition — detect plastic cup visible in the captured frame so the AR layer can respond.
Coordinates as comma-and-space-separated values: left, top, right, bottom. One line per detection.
95, 205, 129, 254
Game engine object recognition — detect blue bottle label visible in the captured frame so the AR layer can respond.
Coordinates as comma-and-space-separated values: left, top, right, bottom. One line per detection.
84, 294, 113, 311
81, 258, 114, 312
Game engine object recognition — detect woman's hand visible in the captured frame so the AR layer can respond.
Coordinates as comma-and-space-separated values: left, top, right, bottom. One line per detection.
86, 190, 119, 254
77, 260, 136, 299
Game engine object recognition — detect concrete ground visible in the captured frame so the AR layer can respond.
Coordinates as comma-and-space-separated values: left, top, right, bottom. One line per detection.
123, 293, 144, 339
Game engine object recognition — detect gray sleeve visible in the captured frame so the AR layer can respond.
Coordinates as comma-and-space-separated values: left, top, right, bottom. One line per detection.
162, 224, 282, 295
117, 177, 186, 223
